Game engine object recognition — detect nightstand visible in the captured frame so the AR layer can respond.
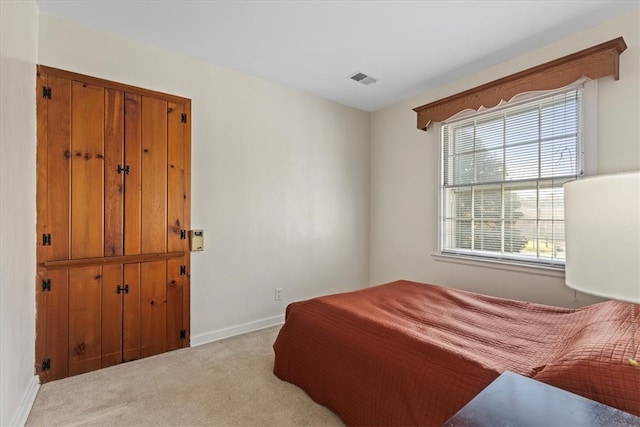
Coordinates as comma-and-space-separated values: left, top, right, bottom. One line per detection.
443, 371, 640, 426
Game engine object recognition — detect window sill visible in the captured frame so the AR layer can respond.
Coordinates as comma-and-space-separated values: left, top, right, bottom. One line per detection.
431, 252, 565, 278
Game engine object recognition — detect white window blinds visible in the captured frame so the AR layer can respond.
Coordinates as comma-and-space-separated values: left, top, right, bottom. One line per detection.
441, 88, 583, 267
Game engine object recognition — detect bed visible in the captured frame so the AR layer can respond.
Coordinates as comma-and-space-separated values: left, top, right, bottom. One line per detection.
273, 280, 640, 426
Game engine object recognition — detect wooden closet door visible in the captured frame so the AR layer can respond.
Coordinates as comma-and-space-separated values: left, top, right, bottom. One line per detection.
36, 71, 72, 382
167, 102, 187, 351
66, 82, 111, 376
37, 66, 191, 382
139, 96, 169, 357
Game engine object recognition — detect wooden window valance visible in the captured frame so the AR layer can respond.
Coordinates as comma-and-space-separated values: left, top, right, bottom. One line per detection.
413, 37, 627, 131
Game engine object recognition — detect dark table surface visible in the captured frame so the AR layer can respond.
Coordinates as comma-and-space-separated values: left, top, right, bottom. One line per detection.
443, 371, 640, 427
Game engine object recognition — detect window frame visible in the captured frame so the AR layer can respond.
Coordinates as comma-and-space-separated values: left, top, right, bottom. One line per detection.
433, 80, 597, 274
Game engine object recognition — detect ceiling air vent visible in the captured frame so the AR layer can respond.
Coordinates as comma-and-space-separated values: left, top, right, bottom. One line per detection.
350, 72, 377, 85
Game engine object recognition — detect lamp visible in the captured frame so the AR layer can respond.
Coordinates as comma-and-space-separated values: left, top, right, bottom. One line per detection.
564, 171, 640, 366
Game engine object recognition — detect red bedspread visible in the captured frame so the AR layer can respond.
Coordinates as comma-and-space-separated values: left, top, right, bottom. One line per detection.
273, 280, 640, 426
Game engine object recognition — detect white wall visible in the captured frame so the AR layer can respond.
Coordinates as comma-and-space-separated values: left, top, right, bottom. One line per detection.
370, 10, 640, 307
37, 13, 371, 343
0, 1, 40, 425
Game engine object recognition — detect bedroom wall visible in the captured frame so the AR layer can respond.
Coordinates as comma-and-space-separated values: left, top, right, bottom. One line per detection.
0, 1, 40, 425
370, 10, 640, 308
37, 13, 370, 344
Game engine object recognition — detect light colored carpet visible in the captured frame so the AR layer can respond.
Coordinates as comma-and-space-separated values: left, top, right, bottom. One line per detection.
26, 326, 344, 426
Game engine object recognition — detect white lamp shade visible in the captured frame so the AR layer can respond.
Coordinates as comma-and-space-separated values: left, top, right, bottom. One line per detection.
564, 171, 640, 303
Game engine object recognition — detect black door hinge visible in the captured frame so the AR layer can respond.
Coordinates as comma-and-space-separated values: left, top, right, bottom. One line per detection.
181, 113, 187, 123
180, 265, 186, 275
42, 359, 51, 371
117, 164, 130, 175
42, 233, 52, 246
42, 279, 51, 292
180, 329, 186, 339
42, 86, 52, 99
180, 230, 187, 240
116, 284, 129, 294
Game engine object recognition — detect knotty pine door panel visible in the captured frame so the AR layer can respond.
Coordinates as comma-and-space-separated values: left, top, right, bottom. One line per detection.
39, 269, 70, 383
102, 264, 125, 368
104, 89, 125, 257
167, 100, 187, 250
42, 75, 71, 263
166, 258, 185, 351
124, 93, 142, 256
141, 96, 168, 254
68, 266, 103, 376
70, 82, 105, 259
123, 263, 142, 362
166, 101, 188, 352
140, 261, 167, 358
36, 66, 191, 382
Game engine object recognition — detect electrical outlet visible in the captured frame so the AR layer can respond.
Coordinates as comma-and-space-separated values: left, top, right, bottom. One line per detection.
275, 288, 282, 301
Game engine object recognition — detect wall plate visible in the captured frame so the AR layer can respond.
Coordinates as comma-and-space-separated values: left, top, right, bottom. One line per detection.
189, 229, 204, 251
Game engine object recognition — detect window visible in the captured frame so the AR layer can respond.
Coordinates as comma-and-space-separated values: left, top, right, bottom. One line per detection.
440, 87, 587, 268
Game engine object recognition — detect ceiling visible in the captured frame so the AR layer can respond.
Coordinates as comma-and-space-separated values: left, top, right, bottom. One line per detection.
35, 0, 638, 112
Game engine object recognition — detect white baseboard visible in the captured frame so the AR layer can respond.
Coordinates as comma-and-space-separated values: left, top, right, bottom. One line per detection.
190, 314, 285, 347
11, 375, 40, 427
